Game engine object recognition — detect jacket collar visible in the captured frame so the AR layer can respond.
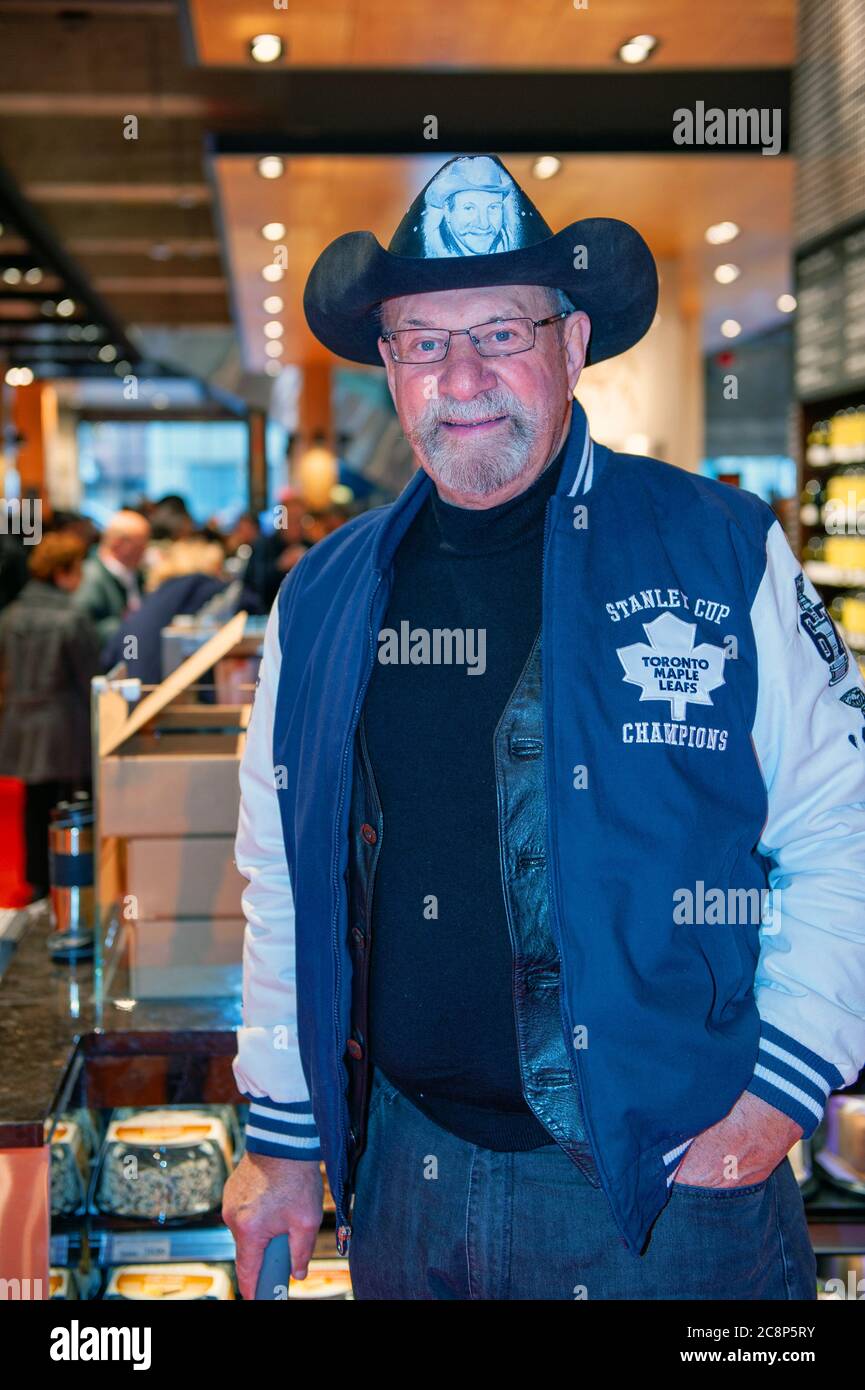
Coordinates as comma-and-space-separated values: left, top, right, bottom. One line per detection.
372, 395, 596, 572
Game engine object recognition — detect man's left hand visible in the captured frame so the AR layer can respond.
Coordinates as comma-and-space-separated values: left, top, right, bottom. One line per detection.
672, 1090, 803, 1189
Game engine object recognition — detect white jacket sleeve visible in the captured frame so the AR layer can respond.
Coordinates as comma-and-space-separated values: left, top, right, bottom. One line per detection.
232, 598, 321, 1159
746, 519, 865, 1136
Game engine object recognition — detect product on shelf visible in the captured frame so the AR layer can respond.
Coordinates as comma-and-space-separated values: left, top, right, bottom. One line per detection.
288, 1259, 353, 1300
49, 1267, 80, 1299
816, 1254, 865, 1301
840, 592, 865, 638
813, 1094, 865, 1195
823, 535, 865, 570
788, 1138, 817, 1196
321, 1162, 336, 1214
47, 1116, 90, 1217
103, 1262, 235, 1300
90, 1107, 234, 1222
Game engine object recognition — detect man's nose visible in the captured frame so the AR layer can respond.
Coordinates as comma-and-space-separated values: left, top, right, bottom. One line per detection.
436, 334, 499, 399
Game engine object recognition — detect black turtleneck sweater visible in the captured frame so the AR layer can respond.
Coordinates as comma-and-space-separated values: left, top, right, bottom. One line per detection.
361, 438, 568, 1150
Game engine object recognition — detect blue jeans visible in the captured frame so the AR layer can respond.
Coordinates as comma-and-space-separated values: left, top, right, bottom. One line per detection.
348, 1066, 817, 1300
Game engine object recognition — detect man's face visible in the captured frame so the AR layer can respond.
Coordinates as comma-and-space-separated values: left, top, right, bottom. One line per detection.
377, 284, 591, 504
446, 191, 504, 253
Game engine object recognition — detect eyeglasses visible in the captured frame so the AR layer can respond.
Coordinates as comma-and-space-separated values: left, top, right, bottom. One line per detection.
380, 312, 569, 364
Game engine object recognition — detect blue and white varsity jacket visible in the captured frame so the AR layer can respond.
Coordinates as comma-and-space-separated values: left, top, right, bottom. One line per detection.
232, 396, 865, 1255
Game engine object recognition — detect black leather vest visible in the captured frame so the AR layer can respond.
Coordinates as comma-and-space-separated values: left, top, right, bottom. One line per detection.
344, 630, 600, 1202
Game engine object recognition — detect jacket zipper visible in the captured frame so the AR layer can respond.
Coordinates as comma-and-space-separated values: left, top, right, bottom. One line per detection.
332, 571, 382, 1255
540, 500, 607, 1193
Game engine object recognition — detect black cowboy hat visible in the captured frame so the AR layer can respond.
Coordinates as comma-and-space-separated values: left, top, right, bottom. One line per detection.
303, 153, 658, 367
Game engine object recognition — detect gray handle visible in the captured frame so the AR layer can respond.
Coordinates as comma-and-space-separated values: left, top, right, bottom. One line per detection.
254, 1234, 292, 1300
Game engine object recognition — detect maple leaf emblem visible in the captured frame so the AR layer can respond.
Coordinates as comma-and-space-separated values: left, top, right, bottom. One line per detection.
617, 612, 726, 721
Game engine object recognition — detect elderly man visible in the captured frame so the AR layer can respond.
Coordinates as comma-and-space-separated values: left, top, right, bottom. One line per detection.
72, 508, 150, 646
223, 155, 865, 1300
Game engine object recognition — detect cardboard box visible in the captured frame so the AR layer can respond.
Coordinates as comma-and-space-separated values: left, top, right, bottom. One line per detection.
126, 837, 245, 920
97, 612, 250, 839
127, 918, 244, 999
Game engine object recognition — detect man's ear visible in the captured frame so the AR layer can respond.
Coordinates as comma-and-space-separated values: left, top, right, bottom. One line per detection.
563, 311, 592, 394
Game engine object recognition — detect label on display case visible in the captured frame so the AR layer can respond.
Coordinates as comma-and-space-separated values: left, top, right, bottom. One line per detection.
796, 224, 865, 399
104, 1234, 172, 1264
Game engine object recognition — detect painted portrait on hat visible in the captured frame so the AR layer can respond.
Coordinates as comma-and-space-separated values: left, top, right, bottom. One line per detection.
420, 155, 523, 257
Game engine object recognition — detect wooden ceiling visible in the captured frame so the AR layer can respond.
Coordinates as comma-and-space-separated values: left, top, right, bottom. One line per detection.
0, 0, 795, 382
187, 0, 794, 70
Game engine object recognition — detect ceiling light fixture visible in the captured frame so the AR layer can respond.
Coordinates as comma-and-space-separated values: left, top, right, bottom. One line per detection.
56, 298, 75, 317
5, 366, 34, 386
617, 34, 658, 64
2, 267, 22, 285
720, 319, 742, 338
264, 320, 284, 338
24, 267, 43, 285
532, 156, 561, 180
250, 34, 283, 64
261, 264, 284, 283
265, 340, 284, 357
257, 156, 285, 180
776, 294, 797, 313
713, 263, 741, 285
705, 221, 740, 245
263, 295, 283, 314
262, 222, 286, 242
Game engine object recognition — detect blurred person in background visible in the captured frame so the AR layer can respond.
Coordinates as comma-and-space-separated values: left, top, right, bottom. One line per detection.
243, 490, 311, 613
0, 532, 100, 900
100, 536, 230, 682
149, 493, 195, 542
224, 511, 261, 558
72, 508, 151, 645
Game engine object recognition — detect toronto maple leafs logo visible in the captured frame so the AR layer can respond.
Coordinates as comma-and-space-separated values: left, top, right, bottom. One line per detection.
617, 612, 727, 721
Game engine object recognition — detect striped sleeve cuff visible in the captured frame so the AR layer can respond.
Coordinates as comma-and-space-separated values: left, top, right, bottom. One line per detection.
242, 1096, 322, 1160
745, 1020, 844, 1138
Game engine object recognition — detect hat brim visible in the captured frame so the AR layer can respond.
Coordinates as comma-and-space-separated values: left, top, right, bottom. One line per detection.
303, 217, 658, 367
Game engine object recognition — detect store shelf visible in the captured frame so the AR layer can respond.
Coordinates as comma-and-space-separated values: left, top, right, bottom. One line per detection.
804, 560, 865, 588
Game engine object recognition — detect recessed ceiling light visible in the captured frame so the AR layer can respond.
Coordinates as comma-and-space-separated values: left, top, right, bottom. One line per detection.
2, 267, 22, 285
617, 34, 658, 64
713, 263, 741, 285
720, 319, 742, 338
264, 320, 284, 338
98, 344, 117, 363
250, 34, 283, 64
705, 221, 740, 245
5, 366, 34, 386
777, 293, 797, 313
265, 360, 282, 377
263, 295, 283, 314
24, 267, 42, 285
56, 298, 75, 317
261, 264, 284, 283
532, 156, 561, 180
262, 222, 286, 242
257, 156, 285, 180
265, 340, 284, 357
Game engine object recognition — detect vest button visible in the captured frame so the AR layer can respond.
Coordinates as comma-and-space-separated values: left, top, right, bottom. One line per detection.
360, 823, 377, 845
351, 926, 366, 949
347, 1038, 364, 1060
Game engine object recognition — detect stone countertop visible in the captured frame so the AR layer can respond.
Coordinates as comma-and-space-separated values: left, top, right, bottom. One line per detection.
0, 904, 242, 1147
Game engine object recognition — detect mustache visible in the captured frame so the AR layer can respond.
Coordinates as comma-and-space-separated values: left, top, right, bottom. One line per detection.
420, 391, 527, 427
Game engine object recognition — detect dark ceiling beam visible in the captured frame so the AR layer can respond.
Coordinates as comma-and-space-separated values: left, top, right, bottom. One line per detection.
201, 69, 792, 156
